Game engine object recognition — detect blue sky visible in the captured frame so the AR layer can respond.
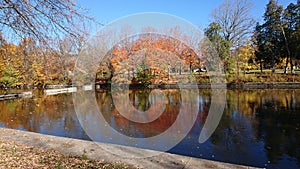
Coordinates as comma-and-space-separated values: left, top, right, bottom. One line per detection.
77, 0, 294, 30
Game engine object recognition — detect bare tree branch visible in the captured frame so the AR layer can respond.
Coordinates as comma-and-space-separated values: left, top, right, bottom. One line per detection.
212, 0, 255, 48
0, 0, 99, 45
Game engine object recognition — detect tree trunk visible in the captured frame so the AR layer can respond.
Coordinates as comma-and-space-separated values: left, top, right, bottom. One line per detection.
132, 68, 134, 78
179, 63, 182, 75
260, 59, 263, 73
236, 55, 239, 76
290, 57, 293, 74
281, 27, 292, 74
284, 57, 289, 74
168, 67, 170, 80
271, 48, 276, 73
128, 69, 130, 80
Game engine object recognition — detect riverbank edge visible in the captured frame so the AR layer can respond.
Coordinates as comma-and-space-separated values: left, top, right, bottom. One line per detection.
1, 82, 300, 90
95, 82, 300, 89
0, 128, 261, 169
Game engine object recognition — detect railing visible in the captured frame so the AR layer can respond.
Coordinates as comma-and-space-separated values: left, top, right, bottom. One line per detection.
0, 92, 32, 101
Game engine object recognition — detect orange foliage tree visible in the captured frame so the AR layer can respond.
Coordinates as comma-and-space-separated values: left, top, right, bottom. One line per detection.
97, 30, 205, 85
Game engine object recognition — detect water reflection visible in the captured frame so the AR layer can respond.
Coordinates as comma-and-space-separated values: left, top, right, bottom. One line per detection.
74, 88, 198, 155
97, 89, 180, 138
170, 89, 300, 169
0, 89, 299, 168
0, 90, 89, 140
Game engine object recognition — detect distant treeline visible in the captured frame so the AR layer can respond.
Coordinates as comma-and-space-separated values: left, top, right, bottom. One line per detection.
0, 0, 300, 87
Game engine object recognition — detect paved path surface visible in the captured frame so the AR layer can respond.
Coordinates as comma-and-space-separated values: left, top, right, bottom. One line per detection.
0, 128, 262, 169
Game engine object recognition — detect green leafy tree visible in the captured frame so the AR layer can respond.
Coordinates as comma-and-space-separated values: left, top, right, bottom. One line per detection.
205, 22, 232, 72
135, 59, 153, 86
0, 66, 18, 86
211, 0, 255, 74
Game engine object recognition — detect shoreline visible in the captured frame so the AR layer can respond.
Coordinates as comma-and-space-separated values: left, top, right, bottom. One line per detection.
97, 82, 300, 89
0, 82, 300, 90
0, 128, 261, 169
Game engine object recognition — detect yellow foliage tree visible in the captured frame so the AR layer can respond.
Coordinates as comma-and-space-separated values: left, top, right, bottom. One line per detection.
236, 43, 256, 74
0, 43, 23, 86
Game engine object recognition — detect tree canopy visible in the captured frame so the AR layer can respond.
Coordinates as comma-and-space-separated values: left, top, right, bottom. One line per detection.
254, 0, 300, 73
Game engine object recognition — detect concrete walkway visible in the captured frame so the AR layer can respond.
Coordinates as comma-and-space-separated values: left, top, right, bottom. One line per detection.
0, 128, 261, 169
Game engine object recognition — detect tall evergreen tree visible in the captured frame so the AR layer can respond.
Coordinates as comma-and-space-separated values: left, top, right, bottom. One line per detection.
282, 2, 298, 73
294, 0, 300, 64
254, 0, 283, 72
254, 23, 267, 73
264, 0, 283, 72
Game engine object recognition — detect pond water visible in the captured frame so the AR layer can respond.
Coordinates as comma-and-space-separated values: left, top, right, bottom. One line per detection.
0, 89, 299, 168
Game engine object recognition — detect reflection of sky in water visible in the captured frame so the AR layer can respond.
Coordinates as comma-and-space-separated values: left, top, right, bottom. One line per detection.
170, 106, 264, 165
0, 89, 300, 168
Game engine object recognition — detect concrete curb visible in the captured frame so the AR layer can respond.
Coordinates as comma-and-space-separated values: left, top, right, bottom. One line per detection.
0, 128, 261, 169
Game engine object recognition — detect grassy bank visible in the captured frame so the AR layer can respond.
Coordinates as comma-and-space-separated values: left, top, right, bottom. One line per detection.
225, 73, 300, 83
194, 70, 300, 83
0, 70, 299, 89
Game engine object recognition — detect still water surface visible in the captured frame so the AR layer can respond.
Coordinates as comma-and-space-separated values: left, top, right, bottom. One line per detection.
0, 89, 299, 168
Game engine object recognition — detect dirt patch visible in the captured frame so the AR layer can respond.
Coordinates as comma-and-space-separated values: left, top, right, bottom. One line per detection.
0, 138, 135, 169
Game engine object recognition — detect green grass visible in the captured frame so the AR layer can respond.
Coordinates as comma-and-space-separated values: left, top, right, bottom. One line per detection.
246, 69, 300, 74
225, 71, 300, 83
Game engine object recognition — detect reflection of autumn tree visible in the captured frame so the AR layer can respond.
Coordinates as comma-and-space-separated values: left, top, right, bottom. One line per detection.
208, 89, 300, 165
253, 90, 300, 164
130, 90, 151, 111
0, 91, 81, 137
95, 89, 200, 139
96, 89, 181, 137
226, 90, 300, 117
